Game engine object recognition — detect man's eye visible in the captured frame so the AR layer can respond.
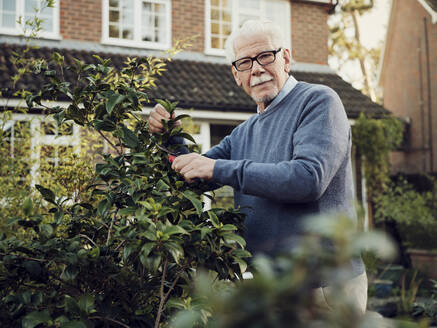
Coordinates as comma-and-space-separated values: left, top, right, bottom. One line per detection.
258, 53, 273, 62
237, 59, 251, 68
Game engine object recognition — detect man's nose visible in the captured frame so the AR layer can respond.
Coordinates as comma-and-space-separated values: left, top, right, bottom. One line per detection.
251, 60, 265, 75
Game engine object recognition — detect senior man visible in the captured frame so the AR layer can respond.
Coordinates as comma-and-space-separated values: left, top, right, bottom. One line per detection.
148, 20, 367, 314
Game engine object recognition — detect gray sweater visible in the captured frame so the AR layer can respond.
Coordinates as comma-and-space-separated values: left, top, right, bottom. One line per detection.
205, 81, 365, 278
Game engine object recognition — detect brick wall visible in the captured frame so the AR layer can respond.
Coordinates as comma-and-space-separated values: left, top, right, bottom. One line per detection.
57, 1, 330, 64
291, 2, 329, 65
172, 0, 204, 52
382, 0, 437, 174
60, 0, 101, 42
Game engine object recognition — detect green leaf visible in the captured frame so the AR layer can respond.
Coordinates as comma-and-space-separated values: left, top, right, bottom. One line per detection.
183, 191, 203, 216
97, 199, 111, 216
177, 132, 196, 144
106, 92, 125, 114
163, 225, 188, 236
60, 265, 79, 282
123, 246, 134, 261
222, 232, 246, 248
207, 211, 220, 228
64, 295, 81, 315
22, 310, 51, 328
156, 179, 170, 192
89, 247, 100, 258
23, 197, 33, 216
119, 207, 137, 216
200, 227, 212, 240
40, 224, 54, 237
78, 294, 95, 314
121, 125, 139, 148
165, 242, 184, 264
141, 242, 155, 258
158, 207, 175, 218
232, 249, 251, 258
173, 114, 191, 121
35, 184, 56, 204
233, 256, 247, 273
221, 224, 237, 231
93, 119, 116, 132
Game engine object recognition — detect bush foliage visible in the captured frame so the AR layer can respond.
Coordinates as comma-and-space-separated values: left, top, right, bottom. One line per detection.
0, 54, 249, 328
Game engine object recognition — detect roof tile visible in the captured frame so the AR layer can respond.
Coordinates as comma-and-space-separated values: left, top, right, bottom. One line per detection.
0, 43, 389, 118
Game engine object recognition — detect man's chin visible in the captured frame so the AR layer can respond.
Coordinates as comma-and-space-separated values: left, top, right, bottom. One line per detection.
251, 91, 278, 106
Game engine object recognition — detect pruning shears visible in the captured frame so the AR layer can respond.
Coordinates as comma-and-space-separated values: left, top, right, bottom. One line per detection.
156, 144, 179, 163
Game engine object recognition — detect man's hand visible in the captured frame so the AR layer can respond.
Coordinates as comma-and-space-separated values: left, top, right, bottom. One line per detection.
148, 103, 181, 134
172, 153, 216, 183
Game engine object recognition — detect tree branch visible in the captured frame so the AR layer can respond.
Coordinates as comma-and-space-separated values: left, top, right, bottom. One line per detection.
154, 257, 168, 328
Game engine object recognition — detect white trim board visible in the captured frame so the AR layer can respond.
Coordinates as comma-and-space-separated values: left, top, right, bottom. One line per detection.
417, 0, 437, 23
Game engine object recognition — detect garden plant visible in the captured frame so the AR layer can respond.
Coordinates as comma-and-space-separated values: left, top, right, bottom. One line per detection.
0, 52, 250, 327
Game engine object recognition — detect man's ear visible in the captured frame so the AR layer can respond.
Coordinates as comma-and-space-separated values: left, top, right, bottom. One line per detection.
232, 66, 242, 87
283, 48, 291, 73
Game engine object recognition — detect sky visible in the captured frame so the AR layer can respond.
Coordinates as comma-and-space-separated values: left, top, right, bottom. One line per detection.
329, 0, 392, 91
357, 0, 392, 49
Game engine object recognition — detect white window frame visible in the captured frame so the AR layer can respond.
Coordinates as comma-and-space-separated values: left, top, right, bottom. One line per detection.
2, 113, 80, 187
204, 0, 291, 57
0, 0, 61, 39
101, 0, 171, 50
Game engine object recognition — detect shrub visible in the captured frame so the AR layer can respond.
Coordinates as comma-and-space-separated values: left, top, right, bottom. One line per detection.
0, 54, 249, 327
374, 178, 437, 250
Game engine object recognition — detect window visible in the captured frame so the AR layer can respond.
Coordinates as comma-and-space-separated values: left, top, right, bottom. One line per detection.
205, 0, 291, 56
1, 114, 80, 186
102, 0, 171, 49
0, 0, 60, 39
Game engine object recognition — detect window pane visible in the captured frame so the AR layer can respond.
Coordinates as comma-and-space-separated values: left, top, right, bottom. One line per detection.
41, 145, 56, 158
41, 16, 53, 32
122, 27, 133, 39
42, 121, 56, 135
222, 22, 231, 35
3, 0, 15, 11
109, 10, 119, 22
40, 4, 53, 16
211, 37, 221, 49
15, 121, 30, 138
25, 0, 39, 14
211, 22, 219, 34
211, 0, 219, 6
239, 0, 260, 10
222, 10, 231, 23
59, 122, 73, 136
109, 0, 119, 8
2, 13, 16, 28
109, 24, 119, 37
211, 9, 219, 20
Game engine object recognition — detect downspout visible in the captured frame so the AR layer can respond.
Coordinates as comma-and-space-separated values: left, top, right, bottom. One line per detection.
418, 37, 426, 172
424, 17, 433, 173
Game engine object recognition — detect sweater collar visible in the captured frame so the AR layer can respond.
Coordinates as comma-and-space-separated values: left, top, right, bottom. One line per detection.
257, 75, 298, 114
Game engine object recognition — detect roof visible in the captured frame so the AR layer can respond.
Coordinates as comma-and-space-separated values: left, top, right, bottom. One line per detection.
424, 0, 437, 12
0, 43, 389, 118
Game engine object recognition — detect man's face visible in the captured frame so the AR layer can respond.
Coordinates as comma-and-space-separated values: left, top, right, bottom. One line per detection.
232, 32, 291, 112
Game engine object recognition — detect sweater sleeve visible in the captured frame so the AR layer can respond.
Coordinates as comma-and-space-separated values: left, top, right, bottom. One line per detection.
204, 134, 232, 160
212, 88, 351, 203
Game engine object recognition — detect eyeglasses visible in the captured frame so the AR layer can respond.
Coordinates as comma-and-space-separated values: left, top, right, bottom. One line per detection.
232, 48, 282, 72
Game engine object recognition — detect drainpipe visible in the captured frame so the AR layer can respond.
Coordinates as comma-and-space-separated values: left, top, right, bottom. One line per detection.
418, 37, 426, 172
424, 17, 433, 174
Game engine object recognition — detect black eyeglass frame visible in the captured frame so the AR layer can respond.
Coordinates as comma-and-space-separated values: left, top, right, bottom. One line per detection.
232, 48, 282, 72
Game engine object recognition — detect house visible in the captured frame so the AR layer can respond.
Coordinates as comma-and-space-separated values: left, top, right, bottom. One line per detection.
379, 0, 437, 175
0, 0, 389, 216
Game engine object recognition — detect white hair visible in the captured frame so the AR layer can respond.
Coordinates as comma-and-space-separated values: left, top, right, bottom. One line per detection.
224, 20, 286, 64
